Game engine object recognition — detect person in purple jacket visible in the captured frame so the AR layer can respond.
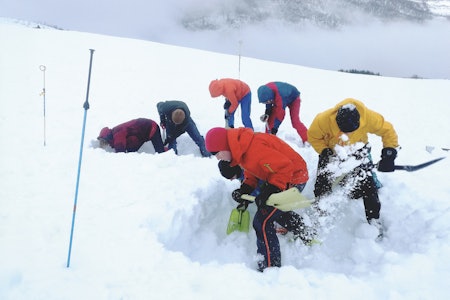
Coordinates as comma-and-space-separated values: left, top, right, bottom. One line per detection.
97, 118, 165, 153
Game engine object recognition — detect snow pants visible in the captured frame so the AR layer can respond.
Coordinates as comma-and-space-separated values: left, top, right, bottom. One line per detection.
227, 92, 254, 130
253, 184, 309, 270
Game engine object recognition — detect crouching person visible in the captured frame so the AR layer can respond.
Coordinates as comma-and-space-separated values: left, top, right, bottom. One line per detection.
308, 98, 399, 237
206, 127, 314, 271
97, 118, 165, 153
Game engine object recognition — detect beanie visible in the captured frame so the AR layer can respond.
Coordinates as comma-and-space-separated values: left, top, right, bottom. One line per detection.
172, 109, 186, 125
336, 104, 360, 133
98, 127, 112, 142
218, 160, 242, 179
205, 127, 230, 153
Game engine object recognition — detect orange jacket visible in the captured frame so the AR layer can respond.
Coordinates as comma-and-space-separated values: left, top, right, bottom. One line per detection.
227, 128, 309, 190
308, 98, 399, 154
209, 79, 251, 114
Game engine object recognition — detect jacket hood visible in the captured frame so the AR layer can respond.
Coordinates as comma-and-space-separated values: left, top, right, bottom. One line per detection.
257, 85, 274, 103
209, 79, 223, 97
98, 127, 112, 141
227, 128, 254, 164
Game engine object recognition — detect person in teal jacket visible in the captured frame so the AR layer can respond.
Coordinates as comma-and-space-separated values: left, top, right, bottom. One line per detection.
258, 82, 308, 144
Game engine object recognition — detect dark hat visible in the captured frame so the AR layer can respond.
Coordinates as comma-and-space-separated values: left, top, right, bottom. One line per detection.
218, 160, 242, 179
336, 104, 360, 133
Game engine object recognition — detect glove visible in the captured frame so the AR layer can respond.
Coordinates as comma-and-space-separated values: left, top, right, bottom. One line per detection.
353, 144, 371, 160
231, 184, 254, 203
255, 183, 281, 208
260, 114, 269, 122
223, 100, 231, 110
270, 127, 278, 135
236, 201, 250, 211
377, 147, 397, 172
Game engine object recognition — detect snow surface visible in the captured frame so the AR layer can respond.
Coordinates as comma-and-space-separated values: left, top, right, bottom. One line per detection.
1, 22, 450, 300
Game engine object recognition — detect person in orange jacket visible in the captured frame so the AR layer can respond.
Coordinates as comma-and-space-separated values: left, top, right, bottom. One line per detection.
308, 98, 399, 237
205, 127, 314, 272
209, 78, 254, 130
257, 82, 308, 144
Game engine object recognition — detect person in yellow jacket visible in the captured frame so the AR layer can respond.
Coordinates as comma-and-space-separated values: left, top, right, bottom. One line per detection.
308, 98, 399, 234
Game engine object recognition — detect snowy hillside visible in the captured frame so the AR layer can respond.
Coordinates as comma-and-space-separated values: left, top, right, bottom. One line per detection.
0, 22, 450, 300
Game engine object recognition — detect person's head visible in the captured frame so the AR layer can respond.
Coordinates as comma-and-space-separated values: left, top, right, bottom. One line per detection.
218, 160, 242, 180
336, 104, 360, 133
97, 127, 112, 148
172, 109, 186, 125
205, 127, 231, 161
257, 85, 274, 104
208, 79, 223, 97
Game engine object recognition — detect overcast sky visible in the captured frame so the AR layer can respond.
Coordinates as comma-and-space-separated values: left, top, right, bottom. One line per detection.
1, 0, 450, 79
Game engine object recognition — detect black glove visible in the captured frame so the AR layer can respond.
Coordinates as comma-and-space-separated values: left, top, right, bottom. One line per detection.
260, 114, 269, 122
271, 127, 278, 135
255, 183, 281, 207
377, 147, 397, 172
223, 100, 231, 110
353, 144, 371, 160
232, 184, 253, 203
236, 201, 250, 211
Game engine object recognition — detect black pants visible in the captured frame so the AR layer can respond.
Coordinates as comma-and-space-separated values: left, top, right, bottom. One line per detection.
316, 166, 381, 222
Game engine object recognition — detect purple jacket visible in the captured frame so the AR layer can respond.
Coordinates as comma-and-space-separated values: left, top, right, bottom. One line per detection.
98, 118, 159, 152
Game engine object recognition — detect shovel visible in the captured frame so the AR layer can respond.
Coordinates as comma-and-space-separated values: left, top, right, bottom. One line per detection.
226, 207, 250, 234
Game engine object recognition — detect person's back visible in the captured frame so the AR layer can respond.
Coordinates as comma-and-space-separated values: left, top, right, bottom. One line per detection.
257, 82, 307, 143
156, 100, 211, 157
97, 118, 164, 153
209, 78, 253, 129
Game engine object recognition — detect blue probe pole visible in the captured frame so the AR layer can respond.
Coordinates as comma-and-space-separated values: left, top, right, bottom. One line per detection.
67, 49, 95, 268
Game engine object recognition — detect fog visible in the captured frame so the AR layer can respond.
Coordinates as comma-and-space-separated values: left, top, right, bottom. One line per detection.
1, 0, 449, 79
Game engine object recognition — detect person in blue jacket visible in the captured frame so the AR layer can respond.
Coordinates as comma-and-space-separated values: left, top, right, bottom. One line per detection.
258, 82, 308, 144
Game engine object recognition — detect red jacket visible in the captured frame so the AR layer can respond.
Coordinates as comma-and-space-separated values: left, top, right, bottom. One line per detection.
227, 128, 309, 190
98, 118, 159, 152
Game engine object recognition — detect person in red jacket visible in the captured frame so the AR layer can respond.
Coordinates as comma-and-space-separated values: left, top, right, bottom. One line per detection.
209, 78, 254, 130
97, 118, 165, 153
205, 127, 314, 272
258, 82, 308, 144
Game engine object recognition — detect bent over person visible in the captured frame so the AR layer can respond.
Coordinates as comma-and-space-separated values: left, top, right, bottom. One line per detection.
209, 78, 254, 129
257, 81, 308, 144
205, 127, 314, 271
157, 100, 211, 157
308, 98, 399, 237
97, 118, 165, 153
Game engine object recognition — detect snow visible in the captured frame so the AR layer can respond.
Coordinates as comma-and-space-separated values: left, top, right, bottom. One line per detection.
1, 22, 450, 299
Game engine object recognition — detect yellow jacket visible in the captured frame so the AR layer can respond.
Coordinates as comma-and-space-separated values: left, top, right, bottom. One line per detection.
308, 98, 399, 154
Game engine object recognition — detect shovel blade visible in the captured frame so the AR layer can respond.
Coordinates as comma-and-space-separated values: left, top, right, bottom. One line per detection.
226, 209, 250, 234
